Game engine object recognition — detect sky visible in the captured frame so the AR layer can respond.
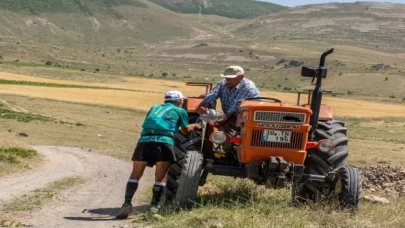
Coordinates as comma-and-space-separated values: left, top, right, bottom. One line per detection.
261, 0, 405, 7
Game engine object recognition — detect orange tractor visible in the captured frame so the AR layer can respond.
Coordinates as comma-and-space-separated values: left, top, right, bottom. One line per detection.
166, 49, 361, 211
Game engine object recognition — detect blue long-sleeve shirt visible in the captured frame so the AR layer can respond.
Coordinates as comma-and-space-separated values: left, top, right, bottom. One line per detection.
203, 78, 260, 114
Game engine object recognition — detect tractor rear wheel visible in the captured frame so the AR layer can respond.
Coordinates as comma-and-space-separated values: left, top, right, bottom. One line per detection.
292, 119, 350, 203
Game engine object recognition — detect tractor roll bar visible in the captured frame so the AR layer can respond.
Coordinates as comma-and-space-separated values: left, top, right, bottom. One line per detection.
185, 82, 213, 95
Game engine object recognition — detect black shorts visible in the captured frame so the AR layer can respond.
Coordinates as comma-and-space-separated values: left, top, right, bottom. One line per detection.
132, 142, 176, 167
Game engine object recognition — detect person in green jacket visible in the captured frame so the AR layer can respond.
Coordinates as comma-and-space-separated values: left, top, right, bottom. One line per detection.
116, 90, 201, 219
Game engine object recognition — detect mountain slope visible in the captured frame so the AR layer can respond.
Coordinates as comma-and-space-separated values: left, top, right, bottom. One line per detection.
234, 2, 405, 49
0, 0, 221, 47
148, 0, 287, 19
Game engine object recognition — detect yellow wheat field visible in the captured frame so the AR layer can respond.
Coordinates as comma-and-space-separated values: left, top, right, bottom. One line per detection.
1, 72, 405, 117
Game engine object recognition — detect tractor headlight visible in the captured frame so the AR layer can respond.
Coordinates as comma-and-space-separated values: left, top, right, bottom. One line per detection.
317, 139, 335, 153
209, 131, 227, 144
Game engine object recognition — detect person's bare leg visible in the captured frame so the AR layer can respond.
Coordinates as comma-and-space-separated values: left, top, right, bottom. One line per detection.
116, 161, 147, 219
130, 161, 148, 179
150, 161, 172, 208
155, 161, 172, 182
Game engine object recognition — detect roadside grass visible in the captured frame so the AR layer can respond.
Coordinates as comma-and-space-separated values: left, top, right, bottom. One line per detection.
0, 147, 41, 177
2, 176, 85, 212
0, 147, 37, 164
0, 219, 24, 227
137, 177, 405, 228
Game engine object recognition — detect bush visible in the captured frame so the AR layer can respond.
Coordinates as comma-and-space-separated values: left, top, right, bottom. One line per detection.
161, 72, 168, 77
45, 61, 53, 66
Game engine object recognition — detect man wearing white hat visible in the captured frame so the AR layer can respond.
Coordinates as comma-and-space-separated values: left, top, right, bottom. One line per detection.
116, 90, 201, 219
197, 65, 260, 149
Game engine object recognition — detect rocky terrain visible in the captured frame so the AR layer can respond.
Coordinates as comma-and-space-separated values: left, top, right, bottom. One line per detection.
359, 165, 405, 197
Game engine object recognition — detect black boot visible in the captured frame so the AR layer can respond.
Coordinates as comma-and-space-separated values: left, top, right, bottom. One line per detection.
116, 180, 138, 219
149, 184, 165, 213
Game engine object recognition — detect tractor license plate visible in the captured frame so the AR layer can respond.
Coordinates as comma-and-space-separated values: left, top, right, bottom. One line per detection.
262, 130, 291, 143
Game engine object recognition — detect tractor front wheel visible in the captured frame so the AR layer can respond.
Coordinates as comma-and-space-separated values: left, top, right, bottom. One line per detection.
165, 132, 202, 208
333, 165, 362, 211
175, 150, 203, 208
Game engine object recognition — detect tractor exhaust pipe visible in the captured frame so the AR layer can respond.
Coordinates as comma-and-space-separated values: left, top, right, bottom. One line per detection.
308, 48, 334, 140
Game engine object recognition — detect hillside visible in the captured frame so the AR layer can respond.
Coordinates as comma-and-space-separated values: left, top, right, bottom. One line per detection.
0, 1, 405, 99
0, 0, 226, 47
0, 0, 236, 70
148, 0, 287, 19
234, 2, 405, 49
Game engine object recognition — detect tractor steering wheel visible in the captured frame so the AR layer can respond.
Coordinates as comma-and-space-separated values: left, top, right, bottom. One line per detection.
245, 97, 282, 103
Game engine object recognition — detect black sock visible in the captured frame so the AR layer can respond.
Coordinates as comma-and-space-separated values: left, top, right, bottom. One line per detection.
151, 183, 165, 206
124, 179, 139, 204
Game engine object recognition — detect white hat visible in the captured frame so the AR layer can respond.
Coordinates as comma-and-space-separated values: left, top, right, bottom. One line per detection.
164, 90, 186, 101
220, 65, 244, 78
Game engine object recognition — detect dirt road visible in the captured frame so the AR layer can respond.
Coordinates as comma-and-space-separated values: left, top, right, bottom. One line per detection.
0, 146, 154, 228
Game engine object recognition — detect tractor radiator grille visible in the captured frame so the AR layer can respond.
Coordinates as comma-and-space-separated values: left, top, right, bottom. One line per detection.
251, 130, 304, 150
254, 111, 306, 124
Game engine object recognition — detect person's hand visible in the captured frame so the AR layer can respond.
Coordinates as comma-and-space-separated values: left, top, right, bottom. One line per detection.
190, 123, 202, 131
197, 106, 208, 115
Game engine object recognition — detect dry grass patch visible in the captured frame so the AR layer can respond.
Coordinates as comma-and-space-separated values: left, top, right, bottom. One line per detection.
0, 147, 41, 177
0, 94, 145, 159
349, 139, 405, 167
1, 81, 405, 117
2, 176, 85, 212
343, 117, 405, 167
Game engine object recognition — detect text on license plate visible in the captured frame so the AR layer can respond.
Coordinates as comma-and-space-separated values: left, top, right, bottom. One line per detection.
262, 130, 291, 143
